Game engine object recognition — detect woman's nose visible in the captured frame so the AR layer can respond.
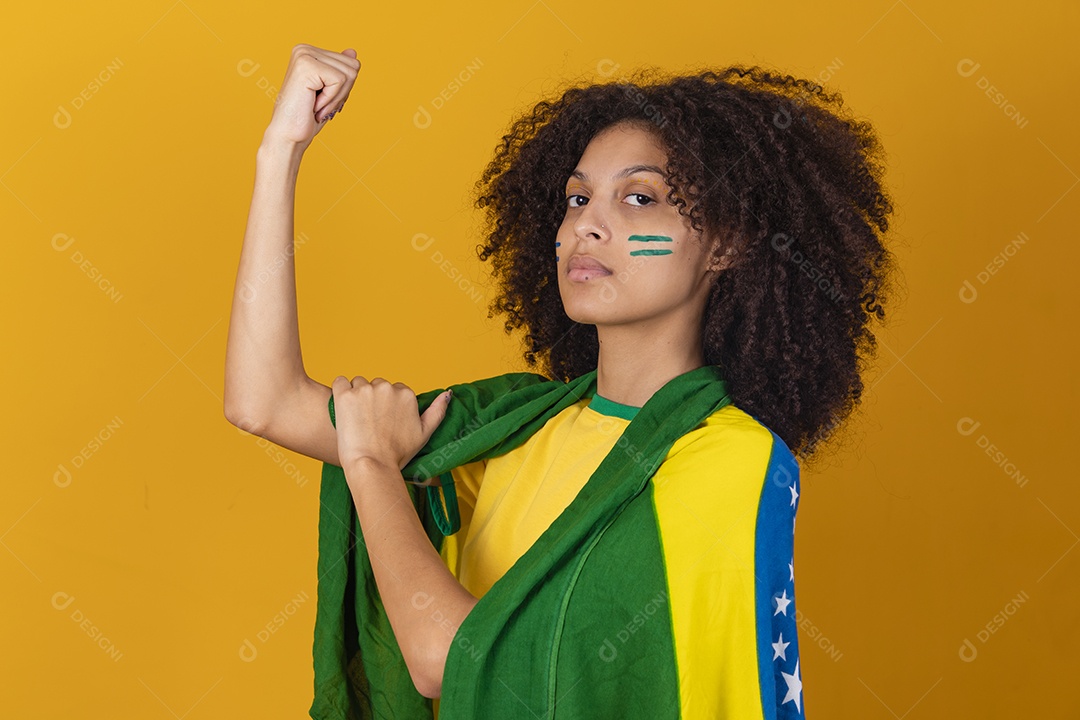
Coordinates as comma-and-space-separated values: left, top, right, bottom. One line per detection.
575, 198, 611, 239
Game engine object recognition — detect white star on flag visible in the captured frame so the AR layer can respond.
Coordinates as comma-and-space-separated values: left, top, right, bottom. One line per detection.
772, 632, 790, 661
781, 659, 803, 712
773, 588, 792, 616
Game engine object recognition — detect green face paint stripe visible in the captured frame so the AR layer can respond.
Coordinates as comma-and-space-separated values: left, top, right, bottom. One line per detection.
627, 235, 673, 242
630, 249, 674, 256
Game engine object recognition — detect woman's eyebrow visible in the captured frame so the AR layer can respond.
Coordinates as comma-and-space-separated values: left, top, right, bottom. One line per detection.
567, 164, 665, 182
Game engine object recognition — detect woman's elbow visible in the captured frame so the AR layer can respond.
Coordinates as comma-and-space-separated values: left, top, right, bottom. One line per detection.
416, 678, 442, 700
410, 643, 445, 699
412, 666, 442, 699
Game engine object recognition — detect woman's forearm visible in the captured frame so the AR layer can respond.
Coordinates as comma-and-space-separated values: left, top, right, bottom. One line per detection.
345, 457, 479, 699
224, 136, 309, 429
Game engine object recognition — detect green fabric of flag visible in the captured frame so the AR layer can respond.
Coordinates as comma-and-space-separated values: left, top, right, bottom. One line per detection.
309, 364, 731, 719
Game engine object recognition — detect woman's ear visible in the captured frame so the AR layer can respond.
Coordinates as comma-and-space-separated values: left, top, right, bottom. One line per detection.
706, 238, 738, 274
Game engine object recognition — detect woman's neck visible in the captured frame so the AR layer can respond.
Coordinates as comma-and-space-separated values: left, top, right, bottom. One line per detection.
593, 318, 707, 408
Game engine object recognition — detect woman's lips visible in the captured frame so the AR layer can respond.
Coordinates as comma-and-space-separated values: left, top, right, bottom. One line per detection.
567, 267, 612, 282
566, 255, 612, 282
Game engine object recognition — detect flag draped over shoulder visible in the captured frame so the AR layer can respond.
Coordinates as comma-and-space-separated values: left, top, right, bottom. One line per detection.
309, 364, 732, 720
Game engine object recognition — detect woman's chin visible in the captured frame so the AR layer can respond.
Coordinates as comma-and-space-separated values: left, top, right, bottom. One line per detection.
560, 300, 617, 326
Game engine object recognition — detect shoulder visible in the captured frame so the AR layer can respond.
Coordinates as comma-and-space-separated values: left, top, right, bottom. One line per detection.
655, 403, 800, 510
670, 403, 796, 467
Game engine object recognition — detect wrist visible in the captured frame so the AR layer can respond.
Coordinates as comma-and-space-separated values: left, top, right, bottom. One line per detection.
345, 455, 402, 483
257, 133, 308, 168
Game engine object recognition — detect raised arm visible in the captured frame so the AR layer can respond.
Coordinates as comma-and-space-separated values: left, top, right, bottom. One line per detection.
223, 44, 361, 466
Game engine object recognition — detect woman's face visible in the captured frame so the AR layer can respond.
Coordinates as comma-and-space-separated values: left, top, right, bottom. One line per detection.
555, 121, 721, 328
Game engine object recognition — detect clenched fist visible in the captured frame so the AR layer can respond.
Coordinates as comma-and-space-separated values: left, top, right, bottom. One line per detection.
264, 44, 361, 150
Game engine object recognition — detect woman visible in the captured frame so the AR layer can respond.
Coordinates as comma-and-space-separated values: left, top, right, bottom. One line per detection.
225, 44, 896, 719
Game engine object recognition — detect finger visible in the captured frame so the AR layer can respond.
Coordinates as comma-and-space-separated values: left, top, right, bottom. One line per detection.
305, 50, 360, 117
310, 68, 350, 118
295, 44, 360, 74
418, 389, 452, 438
316, 46, 362, 70
349, 375, 368, 387
332, 49, 360, 111
315, 78, 355, 121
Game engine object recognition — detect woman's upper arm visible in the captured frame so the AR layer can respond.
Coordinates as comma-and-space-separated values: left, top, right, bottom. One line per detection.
244, 376, 341, 466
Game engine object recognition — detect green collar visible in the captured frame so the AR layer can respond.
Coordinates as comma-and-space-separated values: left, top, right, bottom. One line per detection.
587, 392, 641, 421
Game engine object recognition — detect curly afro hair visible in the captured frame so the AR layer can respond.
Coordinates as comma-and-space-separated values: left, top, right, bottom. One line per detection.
471, 65, 901, 463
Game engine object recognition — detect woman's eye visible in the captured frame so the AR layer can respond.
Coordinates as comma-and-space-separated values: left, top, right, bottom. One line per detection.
626, 193, 655, 207
566, 194, 587, 208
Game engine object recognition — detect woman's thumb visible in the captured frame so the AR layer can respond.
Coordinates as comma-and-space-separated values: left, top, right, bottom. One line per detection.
418, 389, 453, 439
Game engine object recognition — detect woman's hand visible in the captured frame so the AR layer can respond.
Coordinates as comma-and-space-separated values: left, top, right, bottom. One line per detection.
330, 376, 453, 478
264, 44, 361, 150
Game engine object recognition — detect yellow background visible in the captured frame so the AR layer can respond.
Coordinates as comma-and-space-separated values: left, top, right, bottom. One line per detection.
3, 0, 1075, 717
